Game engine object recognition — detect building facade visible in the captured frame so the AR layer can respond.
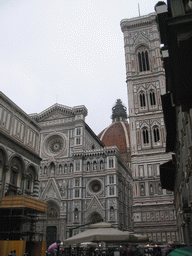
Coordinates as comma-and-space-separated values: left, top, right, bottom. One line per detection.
0, 91, 47, 255
155, 0, 192, 245
30, 103, 133, 245
120, 13, 178, 244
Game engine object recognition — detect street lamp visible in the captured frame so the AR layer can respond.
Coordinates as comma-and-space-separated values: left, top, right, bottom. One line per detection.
56, 239, 61, 256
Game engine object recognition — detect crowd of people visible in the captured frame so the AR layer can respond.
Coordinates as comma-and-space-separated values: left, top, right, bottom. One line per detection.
8, 250, 16, 256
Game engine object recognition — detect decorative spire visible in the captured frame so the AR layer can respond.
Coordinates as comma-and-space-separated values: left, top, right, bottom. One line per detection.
111, 99, 127, 122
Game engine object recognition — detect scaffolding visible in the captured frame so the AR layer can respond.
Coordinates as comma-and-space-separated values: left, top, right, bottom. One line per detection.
0, 195, 47, 241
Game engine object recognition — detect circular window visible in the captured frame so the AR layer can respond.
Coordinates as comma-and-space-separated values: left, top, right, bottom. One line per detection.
87, 179, 103, 195
43, 134, 66, 156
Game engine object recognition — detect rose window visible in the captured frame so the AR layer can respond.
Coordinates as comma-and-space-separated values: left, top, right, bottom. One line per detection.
87, 179, 103, 195
43, 134, 66, 156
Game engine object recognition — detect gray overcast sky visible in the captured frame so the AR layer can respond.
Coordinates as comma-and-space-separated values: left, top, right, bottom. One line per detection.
0, 0, 159, 135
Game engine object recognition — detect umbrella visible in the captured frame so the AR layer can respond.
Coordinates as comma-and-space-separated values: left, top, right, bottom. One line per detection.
48, 242, 57, 252
80, 242, 98, 248
64, 222, 148, 246
168, 246, 192, 256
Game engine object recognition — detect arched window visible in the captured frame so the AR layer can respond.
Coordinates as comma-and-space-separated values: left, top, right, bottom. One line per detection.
153, 127, 160, 143
143, 128, 149, 145
138, 50, 150, 72
150, 91, 156, 106
139, 92, 146, 108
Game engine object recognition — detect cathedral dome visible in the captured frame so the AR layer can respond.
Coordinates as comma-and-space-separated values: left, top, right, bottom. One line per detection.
98, 99, 131, 163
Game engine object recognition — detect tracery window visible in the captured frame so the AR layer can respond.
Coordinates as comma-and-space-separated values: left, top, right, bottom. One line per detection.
109, 158, 114, 168
75, 188, 80, 198
76, 127, 81, 135
109, 175, 114, 184
139, 91, 146, 108
76, 137, 81, 145
153, 127, 160, 143
109, 186, 115, 195
138, 50, 150, 72
75, 178, 80, 187
150, 90, 156, 106
143, 128, 149, 145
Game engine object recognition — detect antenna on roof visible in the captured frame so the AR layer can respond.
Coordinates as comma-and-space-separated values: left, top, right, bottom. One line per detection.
138, 3, 141, 16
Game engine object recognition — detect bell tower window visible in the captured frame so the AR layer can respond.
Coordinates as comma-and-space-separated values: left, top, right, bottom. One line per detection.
150, 91, 156, 106
138, 49, 150, 72
140, 92, 146, 108
143, 128, 149, 145
153, 127, 160, 143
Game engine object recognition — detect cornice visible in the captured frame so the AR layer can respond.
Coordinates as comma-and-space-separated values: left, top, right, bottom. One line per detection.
30, 103, 88, 122
120, 13, 157, 32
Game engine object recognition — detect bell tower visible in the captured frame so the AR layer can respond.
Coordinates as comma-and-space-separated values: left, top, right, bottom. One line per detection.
120, 13, 178, 244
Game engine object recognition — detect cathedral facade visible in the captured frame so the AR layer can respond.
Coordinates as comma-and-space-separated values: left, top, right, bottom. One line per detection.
30, 103, 133, 245
120, 13, 178, 244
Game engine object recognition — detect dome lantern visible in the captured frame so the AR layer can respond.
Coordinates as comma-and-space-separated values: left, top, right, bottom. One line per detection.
111, 99, 127, 122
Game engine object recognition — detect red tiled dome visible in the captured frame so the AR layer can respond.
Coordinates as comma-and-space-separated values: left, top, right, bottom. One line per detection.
98, 99, 131, 162
98, 121, 131, 154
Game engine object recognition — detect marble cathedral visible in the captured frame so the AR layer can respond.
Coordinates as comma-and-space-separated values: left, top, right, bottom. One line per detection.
30, 103, 133, 245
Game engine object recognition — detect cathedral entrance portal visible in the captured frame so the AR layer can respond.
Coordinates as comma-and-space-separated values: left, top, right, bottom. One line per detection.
46, 226, 57, 248
90, 213, 103, 223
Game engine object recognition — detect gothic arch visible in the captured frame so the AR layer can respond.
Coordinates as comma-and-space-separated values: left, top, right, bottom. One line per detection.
8, 153, 25, 171
47, 200, 60, 218
135, 45, 150, 73
26, 164, 38, 179
87, 211, 103, 223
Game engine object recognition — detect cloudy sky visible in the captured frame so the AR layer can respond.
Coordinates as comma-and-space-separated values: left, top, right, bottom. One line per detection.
0, 0, 159, 135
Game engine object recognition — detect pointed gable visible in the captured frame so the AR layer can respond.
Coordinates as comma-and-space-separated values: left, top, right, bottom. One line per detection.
133, 33, 149, 49
41, 178, 61, 201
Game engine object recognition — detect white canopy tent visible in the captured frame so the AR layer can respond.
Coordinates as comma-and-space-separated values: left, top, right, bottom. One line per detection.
64, 222, 149, 246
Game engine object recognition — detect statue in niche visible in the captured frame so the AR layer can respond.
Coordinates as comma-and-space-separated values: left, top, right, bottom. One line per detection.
93, 162, 97, 170
140, 185, 145, 195
87, 162, 90, 171
74, 208, 78, 221
50, 163, 55, 175
100, 161, 103, 170
158, 183, 162, 194
110, 206, 115, 220
150, 184, 154, 194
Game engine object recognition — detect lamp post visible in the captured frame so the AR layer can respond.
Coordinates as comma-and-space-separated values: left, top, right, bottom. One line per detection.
56, 239, 61, 256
